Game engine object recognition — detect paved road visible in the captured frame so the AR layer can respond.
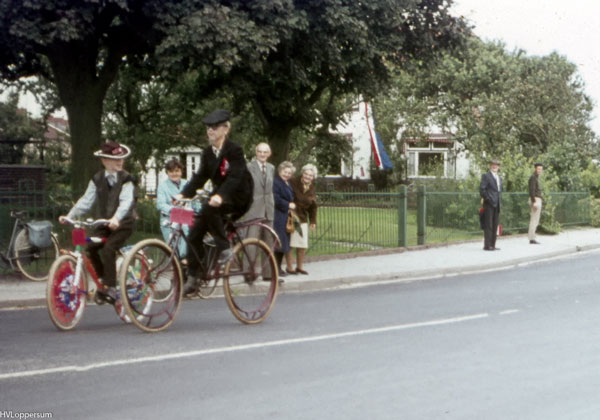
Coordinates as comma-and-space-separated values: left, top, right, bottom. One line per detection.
2, 251, 600, 419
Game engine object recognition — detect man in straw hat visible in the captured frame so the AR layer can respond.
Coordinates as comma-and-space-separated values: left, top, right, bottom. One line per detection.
479, 158, 503, 251
60, 141, 136, 304
178, 109, 253, 295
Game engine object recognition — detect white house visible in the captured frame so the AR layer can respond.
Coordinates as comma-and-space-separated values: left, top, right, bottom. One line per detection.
330, 101, 473, 180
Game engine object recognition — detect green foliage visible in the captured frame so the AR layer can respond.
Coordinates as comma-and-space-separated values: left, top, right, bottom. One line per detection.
580, 162, 600, 198
373, 37, 598, 188
590, 199, 600, 227
0, 92, 44, 163
134, 198, 160, 236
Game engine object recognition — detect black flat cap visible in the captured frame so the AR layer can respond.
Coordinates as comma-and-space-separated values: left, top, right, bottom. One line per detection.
202, 109, 230, 125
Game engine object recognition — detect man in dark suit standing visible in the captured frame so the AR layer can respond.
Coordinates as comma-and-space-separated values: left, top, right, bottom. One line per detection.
180, 109, 253, 294
479, 158, 502, 251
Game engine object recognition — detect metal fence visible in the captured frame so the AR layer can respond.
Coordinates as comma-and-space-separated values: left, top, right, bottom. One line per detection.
0, 187, 592, 261
310, 187, 591, 256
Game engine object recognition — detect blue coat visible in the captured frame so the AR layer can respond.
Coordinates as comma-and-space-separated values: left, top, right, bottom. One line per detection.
273, 175, 294, 253
156, 177, 188, 257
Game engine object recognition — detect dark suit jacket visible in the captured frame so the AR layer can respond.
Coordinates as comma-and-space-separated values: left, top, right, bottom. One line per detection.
479, 171, 502, 210
182, 138, 253, 219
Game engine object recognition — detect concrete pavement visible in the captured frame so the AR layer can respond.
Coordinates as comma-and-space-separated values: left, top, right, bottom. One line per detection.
2, 227, 600, 309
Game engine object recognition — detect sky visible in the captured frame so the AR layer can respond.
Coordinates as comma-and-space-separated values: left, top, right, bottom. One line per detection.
451, 0, 600, 135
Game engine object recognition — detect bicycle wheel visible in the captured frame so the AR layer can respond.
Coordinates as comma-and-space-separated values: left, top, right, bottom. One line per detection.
46, 254, 87, 331
15, 230, 59, 282
118, 239, 183, 332
223, 238, 279, 324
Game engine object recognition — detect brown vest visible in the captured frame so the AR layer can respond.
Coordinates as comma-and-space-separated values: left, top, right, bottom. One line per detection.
92, 170, 136, 226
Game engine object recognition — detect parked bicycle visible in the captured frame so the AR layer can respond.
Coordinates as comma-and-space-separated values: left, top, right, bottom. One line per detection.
46, 217, 164, 332
0, 210, 60, 281
118, 193, 279, 332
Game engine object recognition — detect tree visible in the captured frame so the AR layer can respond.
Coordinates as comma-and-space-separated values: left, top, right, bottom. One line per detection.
0, 0, 290, 193
0, 1, 180, 192
0, 92, 44, 164
205, 0, 470, 164
374, 37, 598, 189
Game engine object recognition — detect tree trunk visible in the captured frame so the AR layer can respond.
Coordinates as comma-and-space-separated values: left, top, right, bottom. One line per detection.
64, 98, 104, 195
47, 44, 121, 196
264, 121, 294, 168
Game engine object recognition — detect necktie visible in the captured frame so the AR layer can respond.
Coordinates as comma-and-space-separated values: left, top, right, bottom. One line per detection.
212, 147, 220, 157
107, 174, 116, 187
261, 164, 266, 180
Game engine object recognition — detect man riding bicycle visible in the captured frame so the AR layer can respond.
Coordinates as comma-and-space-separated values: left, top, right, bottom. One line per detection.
179, 109, 253, 295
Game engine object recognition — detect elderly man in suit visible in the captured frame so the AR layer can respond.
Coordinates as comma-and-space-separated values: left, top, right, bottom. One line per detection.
179, 109, 254, 295
480, 158, 502, 251
241, 142, 275, 279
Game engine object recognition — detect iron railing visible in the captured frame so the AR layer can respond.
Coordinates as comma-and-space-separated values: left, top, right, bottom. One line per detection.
0, 188, 592, 260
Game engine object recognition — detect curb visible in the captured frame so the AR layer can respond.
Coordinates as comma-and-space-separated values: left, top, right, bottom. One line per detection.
277, 243, 600, 293
2, 242, 600, 310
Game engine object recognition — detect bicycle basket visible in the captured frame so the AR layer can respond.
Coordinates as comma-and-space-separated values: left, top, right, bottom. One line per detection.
170, 207, 195, 226
26, 221, 53, 248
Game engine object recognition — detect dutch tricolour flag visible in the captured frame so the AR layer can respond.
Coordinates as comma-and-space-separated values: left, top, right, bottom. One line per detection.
365, 102, 393, 170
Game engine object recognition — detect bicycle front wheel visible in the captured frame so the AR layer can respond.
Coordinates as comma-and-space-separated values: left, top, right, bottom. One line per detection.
15, 230, 60, 281
118, 239, 183, 332
223, 238, 279, 324
46, 254, 87, 331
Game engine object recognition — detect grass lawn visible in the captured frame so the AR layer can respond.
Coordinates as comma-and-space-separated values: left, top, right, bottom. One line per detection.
308, 206, 479, 256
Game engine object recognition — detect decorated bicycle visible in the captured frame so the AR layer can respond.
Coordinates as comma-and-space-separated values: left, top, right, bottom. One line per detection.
118, 192, 279, 332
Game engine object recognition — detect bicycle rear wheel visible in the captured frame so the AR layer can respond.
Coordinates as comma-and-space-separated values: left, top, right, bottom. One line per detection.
223, 238, 279, 324
15, 230, 59, 281
118, 239, 183, 332
46, 254, 87, 331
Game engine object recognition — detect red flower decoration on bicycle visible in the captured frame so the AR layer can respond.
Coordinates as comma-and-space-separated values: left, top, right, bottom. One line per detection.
220, 158, 230, 176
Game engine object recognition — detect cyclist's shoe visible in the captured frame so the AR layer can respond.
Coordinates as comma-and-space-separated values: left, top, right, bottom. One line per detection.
96, 287, 118, 306
183, 275, 199, 296
217, 248, 234, 265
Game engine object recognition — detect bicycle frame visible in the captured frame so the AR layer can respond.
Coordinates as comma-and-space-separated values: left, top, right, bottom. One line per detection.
66, 227, 107, 297
59, 218, 111, 298
0, 214, 27, 269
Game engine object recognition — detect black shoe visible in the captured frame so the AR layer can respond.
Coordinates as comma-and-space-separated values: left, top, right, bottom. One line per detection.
483, 247, 493, 251
217, 248, 234, 265
183, 275, 198, 296
278, 270, 288, 277
493, 247, 500, 251
530, 240, 540, 244
96, 287, 118, 305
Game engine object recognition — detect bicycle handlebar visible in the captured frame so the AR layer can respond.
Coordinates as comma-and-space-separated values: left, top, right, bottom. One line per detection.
173, 189, 210, 205
59, 216, 111, 228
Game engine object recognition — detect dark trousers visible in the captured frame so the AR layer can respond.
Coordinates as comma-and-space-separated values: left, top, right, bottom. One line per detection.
187, 204, 232, 273
483, 204, 500, 249
87, 226, 132, 287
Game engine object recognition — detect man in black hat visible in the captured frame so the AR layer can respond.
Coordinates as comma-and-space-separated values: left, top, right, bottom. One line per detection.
479, 158, 502, 251
59, 141, 136, 303
179, 109, 253, 295
528, 162, 544, 244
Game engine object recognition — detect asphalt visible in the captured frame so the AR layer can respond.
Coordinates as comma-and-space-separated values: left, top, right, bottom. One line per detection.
2, 227, 600, 309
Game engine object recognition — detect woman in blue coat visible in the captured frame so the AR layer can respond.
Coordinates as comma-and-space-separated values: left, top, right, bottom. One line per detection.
272, 161, 296, 278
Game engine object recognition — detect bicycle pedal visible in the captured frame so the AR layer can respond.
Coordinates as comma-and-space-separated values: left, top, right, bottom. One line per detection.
93, 293, 107, 305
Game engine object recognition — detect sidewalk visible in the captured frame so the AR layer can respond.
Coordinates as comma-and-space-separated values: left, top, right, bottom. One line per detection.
2, 228, 600, 309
